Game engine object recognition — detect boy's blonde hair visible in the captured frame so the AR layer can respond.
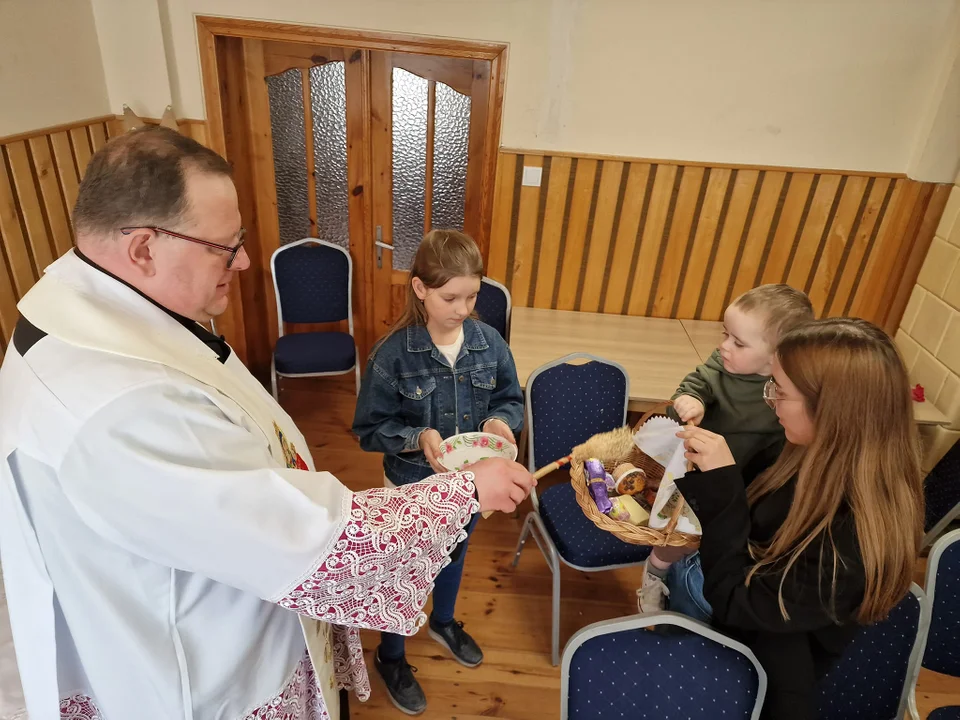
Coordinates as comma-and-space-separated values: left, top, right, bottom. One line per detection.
731, 284, 814, 345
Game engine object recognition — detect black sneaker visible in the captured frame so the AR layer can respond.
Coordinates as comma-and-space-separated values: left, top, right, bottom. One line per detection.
374, 650, 427, 716
428, 617, 483, 667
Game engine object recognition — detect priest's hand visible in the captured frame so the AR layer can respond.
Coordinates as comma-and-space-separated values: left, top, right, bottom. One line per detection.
469, 457, 536, 514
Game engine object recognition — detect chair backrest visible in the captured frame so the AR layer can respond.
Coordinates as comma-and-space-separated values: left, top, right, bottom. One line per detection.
270, 239, 352, 336
816, 584, 928, 720
561, 612, 766, 720
476, 276, 511, 341
923, 441, 960, 547
923, 528, 960, 678
526, 354, 629, 476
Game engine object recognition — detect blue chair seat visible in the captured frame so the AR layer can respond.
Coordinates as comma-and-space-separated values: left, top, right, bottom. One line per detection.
539, 483, 650, 567
274, 331, 355, 375
567, 626, 760, 719
931, 709, 960, 720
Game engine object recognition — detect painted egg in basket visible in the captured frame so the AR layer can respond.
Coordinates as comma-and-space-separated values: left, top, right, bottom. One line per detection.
437, 432, 518, 472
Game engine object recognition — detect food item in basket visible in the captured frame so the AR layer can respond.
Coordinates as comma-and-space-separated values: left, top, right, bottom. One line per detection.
638, 487, 658, 511
613, 462, 646, 496
608, 495, 650, 526
604, 472, 617, 491
584, 457, 613, 514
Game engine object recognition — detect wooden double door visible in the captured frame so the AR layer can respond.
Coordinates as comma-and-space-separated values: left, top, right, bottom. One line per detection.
207, 31, 504, 380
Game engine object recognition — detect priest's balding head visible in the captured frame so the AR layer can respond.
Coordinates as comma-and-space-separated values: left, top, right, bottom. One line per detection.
73, 125, 249, 322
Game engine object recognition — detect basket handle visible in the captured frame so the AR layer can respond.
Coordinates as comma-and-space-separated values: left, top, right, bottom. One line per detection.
632, 400, 694, 472
632, 401, 695, 540
632, 400, 674, 432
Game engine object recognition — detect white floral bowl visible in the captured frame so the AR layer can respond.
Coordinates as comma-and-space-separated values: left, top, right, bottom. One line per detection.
437, 432, 518, 472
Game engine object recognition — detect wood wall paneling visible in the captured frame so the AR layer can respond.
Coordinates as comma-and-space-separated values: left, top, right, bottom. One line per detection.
488, 150, 946, 328
0, 114, 948, 372
0, 114, 224, 367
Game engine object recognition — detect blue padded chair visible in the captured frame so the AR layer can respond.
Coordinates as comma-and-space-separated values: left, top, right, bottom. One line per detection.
923, 442, 960, 548
816, 584, 928, 720
269, 239, 359, 399
475, 276, 511, 341
512, 353, 651, 666
561, 611, 766, 720
922, 529, 960, 720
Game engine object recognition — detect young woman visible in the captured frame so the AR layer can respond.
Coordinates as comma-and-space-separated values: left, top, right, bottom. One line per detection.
673, 318, 923, 720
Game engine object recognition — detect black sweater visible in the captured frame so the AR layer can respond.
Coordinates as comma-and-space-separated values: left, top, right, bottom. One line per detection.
675, 465, 865, 720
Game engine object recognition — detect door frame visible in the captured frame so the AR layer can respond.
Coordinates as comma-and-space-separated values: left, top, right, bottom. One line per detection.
196, 15, 508, 374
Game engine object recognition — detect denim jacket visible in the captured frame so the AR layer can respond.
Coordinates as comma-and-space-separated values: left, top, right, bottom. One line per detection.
352, 319, 524, 486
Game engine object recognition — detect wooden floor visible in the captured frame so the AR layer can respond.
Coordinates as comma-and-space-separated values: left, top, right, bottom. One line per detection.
283, 375, 960, 719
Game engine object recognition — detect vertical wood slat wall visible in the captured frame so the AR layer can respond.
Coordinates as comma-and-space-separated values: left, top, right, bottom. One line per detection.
0, 117, 946, 368
487, 150, 947, 329
0, 116, 208, 364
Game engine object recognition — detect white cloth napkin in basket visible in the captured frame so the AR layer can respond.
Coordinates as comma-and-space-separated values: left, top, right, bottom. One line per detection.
633, 416, 702, 536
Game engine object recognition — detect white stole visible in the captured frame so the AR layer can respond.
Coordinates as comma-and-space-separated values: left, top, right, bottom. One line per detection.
15, 260, 339, 717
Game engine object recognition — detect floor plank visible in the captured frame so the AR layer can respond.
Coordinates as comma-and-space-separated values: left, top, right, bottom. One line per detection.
281, 374, 960, 719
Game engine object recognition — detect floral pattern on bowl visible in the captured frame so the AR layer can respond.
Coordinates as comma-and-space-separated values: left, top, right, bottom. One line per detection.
437, 432, 518, 472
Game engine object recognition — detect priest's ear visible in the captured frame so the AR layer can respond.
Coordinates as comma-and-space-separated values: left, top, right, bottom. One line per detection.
121, 227, 160, 277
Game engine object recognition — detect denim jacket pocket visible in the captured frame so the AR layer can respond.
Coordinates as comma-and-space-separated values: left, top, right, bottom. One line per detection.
470, 369, 497, 420
398, 375, 438, 429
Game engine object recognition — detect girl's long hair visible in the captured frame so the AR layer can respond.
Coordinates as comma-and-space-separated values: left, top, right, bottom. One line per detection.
745, 318, 923, 623
374, 229, 483, 353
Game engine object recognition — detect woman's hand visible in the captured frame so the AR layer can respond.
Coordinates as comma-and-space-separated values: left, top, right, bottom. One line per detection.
673, 395, 705, 426
676, 426, 735, 471
482, 418, 517, 446
418, 429, 447, 473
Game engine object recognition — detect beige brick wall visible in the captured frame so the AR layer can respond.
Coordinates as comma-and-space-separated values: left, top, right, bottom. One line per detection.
897, 169, 960, 471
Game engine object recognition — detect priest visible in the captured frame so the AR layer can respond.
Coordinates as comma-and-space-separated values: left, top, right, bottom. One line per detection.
0, 126, 534, 720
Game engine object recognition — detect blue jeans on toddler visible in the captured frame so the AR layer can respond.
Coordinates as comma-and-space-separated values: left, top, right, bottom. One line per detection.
666, 551, 713, 623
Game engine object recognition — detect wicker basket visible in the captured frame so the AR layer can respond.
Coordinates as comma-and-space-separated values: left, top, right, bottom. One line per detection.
569, 401, 700, 549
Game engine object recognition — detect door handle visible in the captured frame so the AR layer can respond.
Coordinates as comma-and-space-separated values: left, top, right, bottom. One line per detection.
375, 225, 393, 268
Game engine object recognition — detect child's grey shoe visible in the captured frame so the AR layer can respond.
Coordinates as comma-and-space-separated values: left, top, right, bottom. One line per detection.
428, 617, 483, 667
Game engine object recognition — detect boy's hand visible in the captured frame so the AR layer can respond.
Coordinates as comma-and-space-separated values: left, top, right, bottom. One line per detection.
419, 429, 447, 473
673, 395, 705, 425
482, 418, 517, 446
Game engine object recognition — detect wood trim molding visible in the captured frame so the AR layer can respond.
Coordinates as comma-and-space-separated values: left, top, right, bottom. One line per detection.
196, 16, 508, 59
500, 147, 909, 180
0, 115, 118, 146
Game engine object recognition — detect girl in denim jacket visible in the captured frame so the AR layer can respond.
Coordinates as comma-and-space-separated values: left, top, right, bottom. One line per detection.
352, 230, 523, 715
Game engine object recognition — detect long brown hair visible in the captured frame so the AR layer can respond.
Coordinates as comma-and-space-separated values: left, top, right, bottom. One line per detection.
374, 229, 483, 352
746, 318, 923, 623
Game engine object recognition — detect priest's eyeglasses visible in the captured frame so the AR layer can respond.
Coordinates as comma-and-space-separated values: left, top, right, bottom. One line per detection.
120, 226, 247, 268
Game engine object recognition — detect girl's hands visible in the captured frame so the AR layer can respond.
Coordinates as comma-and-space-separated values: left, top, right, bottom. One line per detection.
482, 418, 517, 446
419, 429, 446, 473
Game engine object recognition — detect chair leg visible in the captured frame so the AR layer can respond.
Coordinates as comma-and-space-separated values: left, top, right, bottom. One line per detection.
270, 360, 279, 402
552, 560, 561, 667
512, 513, 534, 567
354, 364, 361, 397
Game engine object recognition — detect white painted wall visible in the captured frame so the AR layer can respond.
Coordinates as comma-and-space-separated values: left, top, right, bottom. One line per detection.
3, 0, 958, 181
0, 0, 109, 136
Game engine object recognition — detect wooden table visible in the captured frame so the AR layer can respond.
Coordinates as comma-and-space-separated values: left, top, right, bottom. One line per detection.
510, 307, 702, 410
680, 319, 724, 363
678, 319, 951, 426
